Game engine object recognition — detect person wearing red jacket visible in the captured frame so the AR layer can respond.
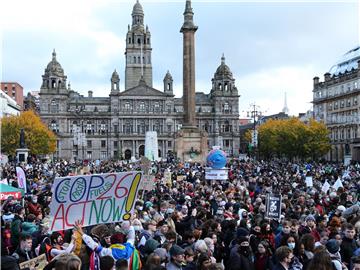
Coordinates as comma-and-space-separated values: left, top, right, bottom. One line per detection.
27, 196, 42, 217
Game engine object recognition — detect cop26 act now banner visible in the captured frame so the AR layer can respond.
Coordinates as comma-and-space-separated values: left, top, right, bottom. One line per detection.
49, 172, 143, 231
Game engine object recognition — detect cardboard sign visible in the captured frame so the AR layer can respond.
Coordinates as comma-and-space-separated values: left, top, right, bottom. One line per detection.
50, 172, 143, 231
305, 176, 313, 187
164, 171, 172, 186
265, 194, 282, 220
140, 175, 154, 191
205, 168, 228, 180
19, 254, 47, 270
321, 180, 330, 193
177, 175, 185, 181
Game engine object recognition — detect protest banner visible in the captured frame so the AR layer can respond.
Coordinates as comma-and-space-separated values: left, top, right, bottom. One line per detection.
205, 168, 228, 180
49, 172, 143, 231
265, 194, 282, 220
16, 166, 27, 193
19, 254, 47, 270
177, 175, 185, 181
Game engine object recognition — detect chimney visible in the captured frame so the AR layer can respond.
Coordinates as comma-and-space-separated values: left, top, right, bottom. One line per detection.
313, 76, 319, 87
88, 90, 93, 98
324, 72, 331, 82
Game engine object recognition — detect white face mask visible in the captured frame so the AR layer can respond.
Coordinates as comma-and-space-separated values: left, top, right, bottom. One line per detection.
133, 225, 141, 231
288, 243, 295, 250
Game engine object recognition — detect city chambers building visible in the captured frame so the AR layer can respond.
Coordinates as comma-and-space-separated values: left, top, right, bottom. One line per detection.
39, 1, 240, 160
313, 46, 360, 162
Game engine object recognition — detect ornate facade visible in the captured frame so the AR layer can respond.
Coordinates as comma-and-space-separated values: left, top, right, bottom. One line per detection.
39, 1, 240, 160
313, 46, 360, 162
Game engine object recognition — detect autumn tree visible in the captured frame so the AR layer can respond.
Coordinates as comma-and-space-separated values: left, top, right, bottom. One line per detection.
257, 118, 330, 160
1, 111, 56, 156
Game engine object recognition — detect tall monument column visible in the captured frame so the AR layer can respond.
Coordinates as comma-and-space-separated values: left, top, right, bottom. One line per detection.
181, 0, 197, 128
175, 0, 208, 162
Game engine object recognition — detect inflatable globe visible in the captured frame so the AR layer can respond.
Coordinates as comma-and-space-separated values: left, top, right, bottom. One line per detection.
206, 149, 227, 169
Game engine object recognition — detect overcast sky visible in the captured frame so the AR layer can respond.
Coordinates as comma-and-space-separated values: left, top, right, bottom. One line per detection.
1, 0, 359, 116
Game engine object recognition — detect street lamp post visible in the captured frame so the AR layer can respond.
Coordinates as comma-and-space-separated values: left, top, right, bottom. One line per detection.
246, 103, 264, 160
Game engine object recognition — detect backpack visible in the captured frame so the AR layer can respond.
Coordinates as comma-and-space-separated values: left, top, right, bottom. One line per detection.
38, 236, 53, 261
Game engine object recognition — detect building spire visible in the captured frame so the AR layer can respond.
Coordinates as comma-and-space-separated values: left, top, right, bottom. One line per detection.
221, 53, 225, 65
282, 92, 289, 114
52, 49, 56, 61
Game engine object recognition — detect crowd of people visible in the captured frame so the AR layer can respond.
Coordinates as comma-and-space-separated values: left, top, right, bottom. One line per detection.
1, 157, 360, 270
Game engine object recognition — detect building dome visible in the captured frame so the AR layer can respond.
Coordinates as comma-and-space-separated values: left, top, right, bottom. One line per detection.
164, 70, 173, 80
45, 50, 64, 75
215, 54, 233, 77
329, 46, 360, 75
132, 0, 144, 15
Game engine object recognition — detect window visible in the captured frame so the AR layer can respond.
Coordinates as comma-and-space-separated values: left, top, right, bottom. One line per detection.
50, 120, 58, 133
100, 121, 106, 134
87, 140, 92, 148
334, 101, 338, 109
50, 100, 59, 113
124, 121, 132, 134
124, 102, 131, 111
347, 99, 351, 107
223, 102, 231, 113
114, 151, 118, 157
139, 102, 145, 112
328, 103, 333, 111
86, 151, 92, 159
355, 81, 358, 89
114, 141, 118, 148
101, 151, 107, 159
222, 121, 231, 133
101, 140, 106, 148
168, 141, 172, 147
340, 100, 345, 108
154, 102, 160, 112
167, 125, 172, 133
114, 124, 118, 133
224, 140, 230, 147
354, 97, 358, 105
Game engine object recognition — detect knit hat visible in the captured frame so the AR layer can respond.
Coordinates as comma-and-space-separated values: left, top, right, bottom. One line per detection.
169, 244, 185, 257
236, 227, 249, 238
305, 214, 316, 222
326, 239, 340, 254
154, 248, 168, 261
144, 239, 160, 253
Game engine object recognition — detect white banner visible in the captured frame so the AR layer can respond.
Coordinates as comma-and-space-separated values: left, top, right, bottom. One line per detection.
305, 176, 313, 187
205, 168, 228, 180
16, 167, 27, 193
49, 172, 143, 231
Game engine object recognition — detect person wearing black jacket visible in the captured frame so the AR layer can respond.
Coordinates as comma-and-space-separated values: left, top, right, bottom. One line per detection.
340, 224, 358, 267
12, 233, 35, 264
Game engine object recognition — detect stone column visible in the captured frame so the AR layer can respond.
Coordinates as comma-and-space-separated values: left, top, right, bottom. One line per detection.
181, 0, 198, 128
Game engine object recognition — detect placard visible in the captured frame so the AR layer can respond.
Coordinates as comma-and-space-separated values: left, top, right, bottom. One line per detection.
19, 254, 47, 270
265, 194, 282, 220
50, 172, 143, 231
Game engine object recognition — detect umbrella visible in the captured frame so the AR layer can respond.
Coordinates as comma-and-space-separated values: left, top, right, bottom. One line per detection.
0, 183, 24, 201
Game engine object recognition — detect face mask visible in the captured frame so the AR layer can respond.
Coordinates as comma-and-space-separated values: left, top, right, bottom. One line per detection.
133, 226, 141, 231
137, 206, 143, 211
288, 243, 295, 250
143, 215, 150, 221
32, 199, 38, 204
247, 223, 252, 229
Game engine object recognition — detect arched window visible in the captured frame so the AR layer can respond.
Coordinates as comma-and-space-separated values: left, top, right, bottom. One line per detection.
222, 120, 231, 133
147, 38, 150, 44
137, 38, 141, 44
133, 56, 136, 63
224, 83, 228, 91
167, 83, 171, 91
124, 102, 131, 111
51, 79, 56, 89
138, 56, 140, 63
128, 38, 131, 44
218, 83, 222, 91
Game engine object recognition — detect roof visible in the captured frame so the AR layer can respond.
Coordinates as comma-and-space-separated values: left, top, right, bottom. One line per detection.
329, 46, 360, 75
120, 82, 167, 97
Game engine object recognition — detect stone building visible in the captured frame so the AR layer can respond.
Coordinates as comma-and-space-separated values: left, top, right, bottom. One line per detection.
39, 1, 240, 160
313, 46, 360, 162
